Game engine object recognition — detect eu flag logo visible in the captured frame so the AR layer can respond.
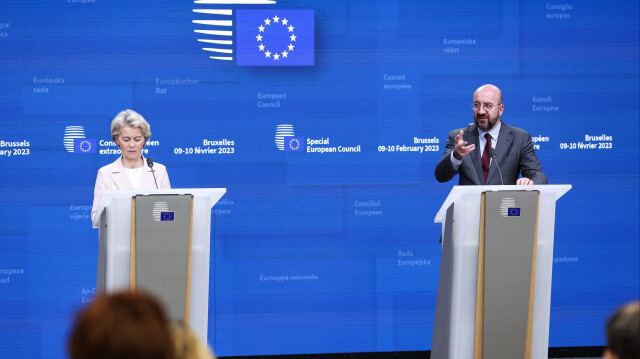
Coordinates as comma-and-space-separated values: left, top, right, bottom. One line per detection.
160, 212, 175, 221
284, 137, 305, 151
236, 10, 314, 66
508, 208, 521, 217
74, 139, 96, 153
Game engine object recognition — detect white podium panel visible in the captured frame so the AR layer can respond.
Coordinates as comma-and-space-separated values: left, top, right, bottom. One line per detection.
432, 185, 571, 359
92, 188, 226, 343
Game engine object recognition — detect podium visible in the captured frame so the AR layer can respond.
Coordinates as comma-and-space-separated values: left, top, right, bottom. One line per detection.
92, 188, 226, 343
431, 185, 571, 359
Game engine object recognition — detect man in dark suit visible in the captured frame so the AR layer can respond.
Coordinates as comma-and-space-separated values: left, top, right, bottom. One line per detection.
435, 84, 547, 185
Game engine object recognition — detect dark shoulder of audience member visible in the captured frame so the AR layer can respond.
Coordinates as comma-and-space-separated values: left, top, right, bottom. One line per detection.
604, 301, 640, 359
68, 291, 176, 359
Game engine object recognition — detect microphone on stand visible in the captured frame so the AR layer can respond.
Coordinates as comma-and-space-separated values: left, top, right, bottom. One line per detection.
488, 148, 504, 185
146, 158, 159, 189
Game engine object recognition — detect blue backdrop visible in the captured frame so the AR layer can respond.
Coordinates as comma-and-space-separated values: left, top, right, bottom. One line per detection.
0, 0, 638, 358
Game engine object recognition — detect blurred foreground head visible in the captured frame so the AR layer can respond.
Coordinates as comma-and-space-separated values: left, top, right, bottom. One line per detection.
171, 321, 216, 359
603, 301, 640, 359
68, 291, 175, 359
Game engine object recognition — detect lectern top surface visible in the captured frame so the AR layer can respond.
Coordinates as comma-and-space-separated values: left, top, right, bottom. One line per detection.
92, 188, 226, 228
434, 184, 571, 223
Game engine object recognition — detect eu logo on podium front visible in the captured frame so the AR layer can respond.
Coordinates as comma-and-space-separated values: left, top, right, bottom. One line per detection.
508, 208, 521, 217
160, 211, 175, 221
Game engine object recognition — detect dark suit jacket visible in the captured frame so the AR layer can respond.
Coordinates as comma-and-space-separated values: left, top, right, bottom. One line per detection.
434, 121, 547, 185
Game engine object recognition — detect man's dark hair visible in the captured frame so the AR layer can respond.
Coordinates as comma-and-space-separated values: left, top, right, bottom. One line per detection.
606, 301, 640, 359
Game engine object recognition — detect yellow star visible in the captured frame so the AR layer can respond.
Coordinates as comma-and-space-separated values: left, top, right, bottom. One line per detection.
258, 44, 265, 51
281, 18, 288, 25
256, 34, 263, 41
273, 53, 280, 60
288, 25, 294, 32
265, 50, 271, 58
282, 51, 288, 58
273, 15, 279, 23
258, 25, 265, 32
288, 43, 294, 51
290, 34, 296, 41
264, 18, 271, 25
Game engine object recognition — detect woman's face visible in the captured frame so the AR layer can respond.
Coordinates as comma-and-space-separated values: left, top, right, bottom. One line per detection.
115, 126, 146, 163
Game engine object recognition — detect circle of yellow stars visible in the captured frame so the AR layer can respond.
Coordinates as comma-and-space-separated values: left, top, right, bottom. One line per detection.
288, 138, 300, 150
79, 140, 93, 152
256, 15, 296, 61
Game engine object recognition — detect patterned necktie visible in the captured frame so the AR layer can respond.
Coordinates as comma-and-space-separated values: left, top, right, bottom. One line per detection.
482, 133, 492, 183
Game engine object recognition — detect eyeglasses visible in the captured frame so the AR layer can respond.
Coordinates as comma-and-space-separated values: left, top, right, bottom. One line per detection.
471, 102, 500, 112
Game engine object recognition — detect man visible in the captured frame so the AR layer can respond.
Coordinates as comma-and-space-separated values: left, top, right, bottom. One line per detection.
603, 301, 640, 359
435, 84, 547, 185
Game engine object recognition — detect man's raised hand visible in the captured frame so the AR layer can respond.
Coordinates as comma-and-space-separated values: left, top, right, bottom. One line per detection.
453, 130, 475, 160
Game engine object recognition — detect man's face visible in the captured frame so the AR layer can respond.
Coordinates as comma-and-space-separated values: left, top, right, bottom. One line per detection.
473, 87, 504, 132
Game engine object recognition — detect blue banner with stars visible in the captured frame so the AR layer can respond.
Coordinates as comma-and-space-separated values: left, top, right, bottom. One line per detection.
284, 136, 305, 151
236, 9, 314, 66
73, 138, 96, 153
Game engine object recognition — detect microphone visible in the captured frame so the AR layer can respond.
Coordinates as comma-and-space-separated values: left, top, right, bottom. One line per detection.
146, 158, 159, 189
488, 148, 504, 185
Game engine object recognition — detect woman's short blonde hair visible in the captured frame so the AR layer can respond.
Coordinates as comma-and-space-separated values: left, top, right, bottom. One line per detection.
111, 109, 151, 142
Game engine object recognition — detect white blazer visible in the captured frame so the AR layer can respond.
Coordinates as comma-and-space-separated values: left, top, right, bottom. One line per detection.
91, 156, 171, 222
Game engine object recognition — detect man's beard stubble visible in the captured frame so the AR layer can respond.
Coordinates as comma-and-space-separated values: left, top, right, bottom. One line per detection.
475, 113, 499, 132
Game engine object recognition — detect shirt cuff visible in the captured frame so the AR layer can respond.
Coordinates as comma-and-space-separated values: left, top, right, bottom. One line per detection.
450, 151, 462, 169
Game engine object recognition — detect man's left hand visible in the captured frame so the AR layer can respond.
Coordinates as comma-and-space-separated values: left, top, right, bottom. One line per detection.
516, 177, 534, 185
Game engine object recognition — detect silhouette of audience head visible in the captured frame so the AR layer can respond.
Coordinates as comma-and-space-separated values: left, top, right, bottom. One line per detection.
68, 291, 175, 359
603, 301, 639, 359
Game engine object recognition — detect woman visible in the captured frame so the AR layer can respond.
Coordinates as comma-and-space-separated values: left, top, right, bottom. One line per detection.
91, 109, 170, 222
